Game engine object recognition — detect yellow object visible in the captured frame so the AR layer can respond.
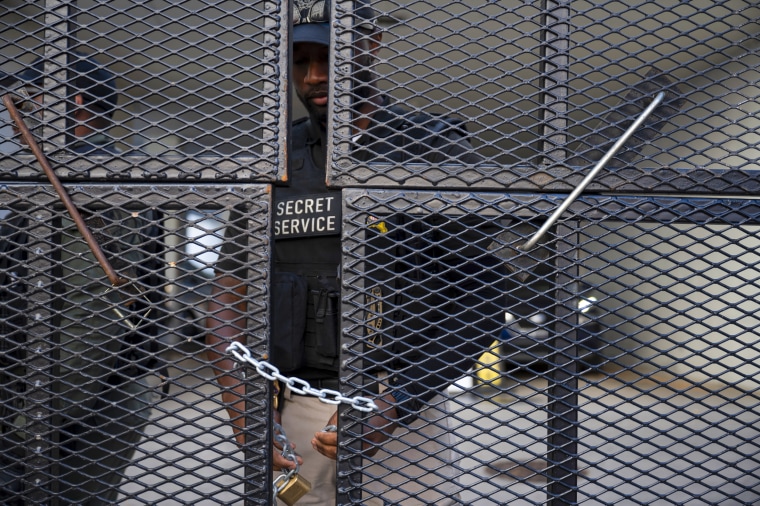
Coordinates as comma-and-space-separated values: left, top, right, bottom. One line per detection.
474, 341, 502, 386
368, 220, 388, 233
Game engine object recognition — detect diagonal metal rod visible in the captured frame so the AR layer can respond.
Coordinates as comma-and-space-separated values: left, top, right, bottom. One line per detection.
519, 91, 665, 251
3, 93, 128, 287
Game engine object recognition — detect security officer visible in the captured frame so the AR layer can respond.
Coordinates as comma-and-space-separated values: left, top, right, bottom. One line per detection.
0, 53, 162, 504
206, 1, 503, 504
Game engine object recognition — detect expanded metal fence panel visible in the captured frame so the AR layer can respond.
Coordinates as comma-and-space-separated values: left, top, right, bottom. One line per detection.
340, 189, 760, 505
0, 0, 286, 181
0, 183, 271, 504
2, 1, 758, 187
328, 0, 759, 191
1, 0, 759, 505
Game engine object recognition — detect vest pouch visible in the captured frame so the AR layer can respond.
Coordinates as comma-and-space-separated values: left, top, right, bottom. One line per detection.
309, 286, 340, 366
271, 272, 308, 372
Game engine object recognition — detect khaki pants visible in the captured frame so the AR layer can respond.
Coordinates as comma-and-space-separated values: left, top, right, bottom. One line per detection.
277, 388, 461, 506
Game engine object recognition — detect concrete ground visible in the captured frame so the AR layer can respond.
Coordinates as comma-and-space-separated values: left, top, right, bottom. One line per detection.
118, 348, 245, 505
118, 345, 760, 505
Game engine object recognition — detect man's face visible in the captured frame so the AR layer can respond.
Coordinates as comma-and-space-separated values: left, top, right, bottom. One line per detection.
293, 42, 330, 127
292, 33, 380, 129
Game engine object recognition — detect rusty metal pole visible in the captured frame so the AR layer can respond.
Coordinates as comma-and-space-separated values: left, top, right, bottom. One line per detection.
3, 94, 128, 288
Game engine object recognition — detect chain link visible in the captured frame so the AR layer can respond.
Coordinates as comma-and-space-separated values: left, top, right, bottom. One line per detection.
272, 422, 299, 499
226, 341, 379, 412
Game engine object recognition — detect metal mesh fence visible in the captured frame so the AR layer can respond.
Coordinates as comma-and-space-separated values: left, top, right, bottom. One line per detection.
340, 190, 760, 505
1, 0, 285, 181
1, 0, 759, 505
329, 0, 758, 191
0, 184, 271, 504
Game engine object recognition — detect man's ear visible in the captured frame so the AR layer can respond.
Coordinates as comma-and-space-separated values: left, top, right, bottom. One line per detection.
72, 94, 91, 121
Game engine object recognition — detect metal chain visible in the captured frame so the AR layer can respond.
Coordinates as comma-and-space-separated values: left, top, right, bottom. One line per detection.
272, 422, 299, 500
226, 341, 378, 412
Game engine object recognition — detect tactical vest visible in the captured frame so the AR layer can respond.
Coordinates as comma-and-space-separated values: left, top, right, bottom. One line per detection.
270, 118, 343, 376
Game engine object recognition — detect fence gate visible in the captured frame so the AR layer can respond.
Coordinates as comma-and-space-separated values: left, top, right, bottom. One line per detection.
1, 0, 759, 505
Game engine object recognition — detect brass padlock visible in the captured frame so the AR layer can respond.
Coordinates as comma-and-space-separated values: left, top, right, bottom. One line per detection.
277, 473, 312, 505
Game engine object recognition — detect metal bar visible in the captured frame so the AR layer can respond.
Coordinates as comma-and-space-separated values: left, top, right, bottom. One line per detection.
539, 0, 571, 169
519, 91, 665, 251
547, 222, 581, 506
3, 94, 128, 287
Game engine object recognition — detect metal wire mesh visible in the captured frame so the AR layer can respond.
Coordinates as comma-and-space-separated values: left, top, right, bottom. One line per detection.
1, 0, 286, 181
340, 190, 760, 505
0, 184, 271, 504
329, 0, 759, 191
1, 0, 759, 505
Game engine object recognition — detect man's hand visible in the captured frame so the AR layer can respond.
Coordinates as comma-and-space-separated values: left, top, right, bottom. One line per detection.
311, 411, 339, 460
311, 395, 400, 460
273, 409, 303, 471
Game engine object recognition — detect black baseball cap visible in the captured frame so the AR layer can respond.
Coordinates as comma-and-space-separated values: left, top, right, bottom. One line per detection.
12, 53, 117, 116
293, 0, 376, 46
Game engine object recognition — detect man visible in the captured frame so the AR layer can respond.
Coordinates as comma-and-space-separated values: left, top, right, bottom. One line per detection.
7, 53, 122, 154
205, 1, 503, 504
0, 52, 163, 504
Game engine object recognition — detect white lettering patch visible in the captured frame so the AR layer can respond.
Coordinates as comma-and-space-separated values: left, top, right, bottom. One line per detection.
274, 194, 341, 238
